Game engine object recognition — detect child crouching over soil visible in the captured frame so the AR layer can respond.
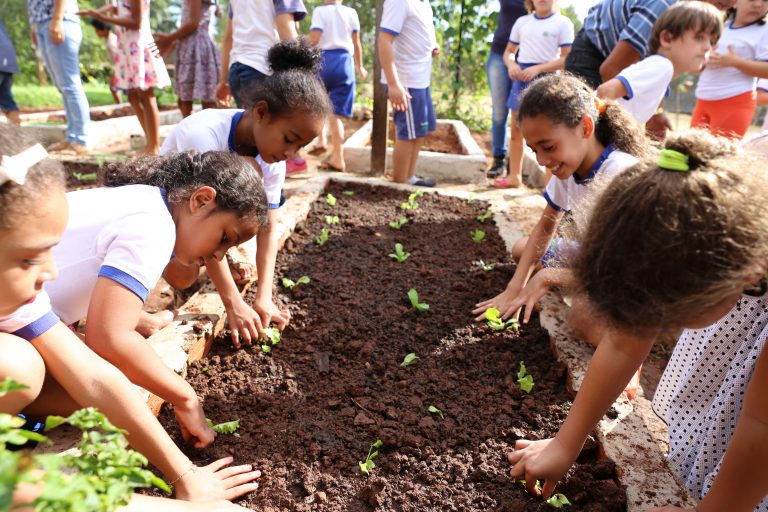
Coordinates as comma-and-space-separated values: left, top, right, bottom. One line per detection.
507, 130, 768, 511
0, 124, 259, 509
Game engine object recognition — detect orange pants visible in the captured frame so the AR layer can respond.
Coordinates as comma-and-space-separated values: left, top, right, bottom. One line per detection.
691, 91, 757, 139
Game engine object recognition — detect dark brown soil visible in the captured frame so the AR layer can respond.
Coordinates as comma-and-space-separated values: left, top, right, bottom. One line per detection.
61, 161, 101, 191
156, 182, 627, 511
382, 122, 465, 155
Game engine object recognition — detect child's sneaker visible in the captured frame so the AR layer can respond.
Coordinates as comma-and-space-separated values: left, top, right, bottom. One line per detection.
408, 176, 436, 187
286, 157, 308, 175
486, 156, 505, 179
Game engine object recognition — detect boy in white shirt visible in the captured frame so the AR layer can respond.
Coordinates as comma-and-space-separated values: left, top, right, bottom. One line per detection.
597, 1, 723, 126
378, 0, 439, 187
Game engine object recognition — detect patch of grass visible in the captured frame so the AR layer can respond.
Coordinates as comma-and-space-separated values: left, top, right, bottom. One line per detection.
13, 83, 115, 109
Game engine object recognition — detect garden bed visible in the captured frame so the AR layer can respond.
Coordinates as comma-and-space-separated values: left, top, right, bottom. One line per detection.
156, 181, 627, 511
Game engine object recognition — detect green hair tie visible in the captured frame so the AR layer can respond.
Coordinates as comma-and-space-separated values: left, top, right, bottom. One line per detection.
658, 149, 690, 172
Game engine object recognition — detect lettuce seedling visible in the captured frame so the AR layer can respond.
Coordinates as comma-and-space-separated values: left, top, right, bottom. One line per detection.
407, 288, 429, 312
358, 439, 383, 476
476, 210, 493, 223
315, 228, 330, 246
476, 260, 494, 271
400, 353, 419, 368
206, 418, 241, 434
471, 229, 486, 243
485, 307, 519, 331
281, 275, 311, 290
260, 327, 281, 353
325, 215, 340, 225
73, 171, 98, 181
388, 243, 411, 263
517, 361, 534, 394
342, 190, 355, 196
546, 493, 571, 508
427, 405, 444, 419
400, 190, 424, 210
389, 216, 408, 230
326, 193, 337, 206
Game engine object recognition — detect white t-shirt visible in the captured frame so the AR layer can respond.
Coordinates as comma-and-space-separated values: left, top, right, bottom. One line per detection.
45, 185, 176, 326
696, 20, 768, 101
311, 4, 360, 53
379, 0, 437, 89
616, 54, 674, 124
228, 0, 307, 75
543, 146, 638, 212
160, 108, 285, 209
0, 292, 59, 341
509, 12, 574, 65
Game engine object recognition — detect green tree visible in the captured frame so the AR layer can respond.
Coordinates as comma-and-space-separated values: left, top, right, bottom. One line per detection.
560, 4, 582, 33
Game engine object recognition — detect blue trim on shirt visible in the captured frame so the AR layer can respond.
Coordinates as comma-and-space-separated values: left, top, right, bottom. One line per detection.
573, 144, 616, 185
533, 12, 555, 20
616, 75, 634, 100
310, 26, 323, 31
98, 266, 149, 302
274, 0, 307, 21
12, 310, 59, 341
542, 190, 564, 212
559, 42, 573, 47
379, 26, 399, 37
269, 191, 286, 209
509, 39, 520, 45
228, 111, 244, 153
728, 19, 765, 30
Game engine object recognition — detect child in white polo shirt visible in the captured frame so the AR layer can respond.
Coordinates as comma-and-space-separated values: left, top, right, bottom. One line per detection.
309, 0, 367, 172
378, 0, 439, 187
597, 1, 723, 127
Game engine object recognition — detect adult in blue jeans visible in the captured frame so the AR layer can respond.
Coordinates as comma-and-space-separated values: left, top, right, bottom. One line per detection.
27, 0, 90, 154
0, 21, 20, 125
485, 0, 527, 179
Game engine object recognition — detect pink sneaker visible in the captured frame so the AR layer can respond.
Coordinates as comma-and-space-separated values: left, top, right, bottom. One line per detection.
286, 157, 308, 175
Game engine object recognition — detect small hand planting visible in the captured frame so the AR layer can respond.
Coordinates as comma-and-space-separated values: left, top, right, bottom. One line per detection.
388, 243, 411, 263
400, 353, 419, 368
326, 193, 337, 206
485, 307, 519, 331
206, 418, 241, 434
325, 215, 340, 225
517, 361, 534, 394
358, 439, 383, 476
471, 229, 486, 243
476, 210, 493, 223
281, 275, 311, 290
315, 228, 330, 246
407, 288, 430, 312
389, 216, 408, 230
342, 190, 355, 196
427, 405, 444, 419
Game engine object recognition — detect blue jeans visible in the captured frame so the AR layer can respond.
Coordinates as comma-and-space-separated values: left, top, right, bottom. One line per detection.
0, 72, 17, 112
486, 50, 512, 159
227, 61, 268, 109
35, 19, 90, 146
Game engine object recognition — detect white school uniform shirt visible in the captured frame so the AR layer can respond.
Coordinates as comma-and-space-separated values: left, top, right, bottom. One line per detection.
0, 292, 60, 341
311, 4, 360, 53
543, 146, 638, 212
696, 20, 768, 101
652, 290, 768, 511
160, 108, 285, 209
228, 0, 307, 76
615, 54, 674, 124
44, 185, 176, 326
509, 12, 574, 64
379, 0, 437, 89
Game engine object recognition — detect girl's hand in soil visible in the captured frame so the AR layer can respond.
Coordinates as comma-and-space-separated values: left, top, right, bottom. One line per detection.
173, 394, 216, 448
472, 285, 523, 322
507, 437, 575, 499
224, 295, 265, 348
174, 457, 261, 502
252, 296, 290, 334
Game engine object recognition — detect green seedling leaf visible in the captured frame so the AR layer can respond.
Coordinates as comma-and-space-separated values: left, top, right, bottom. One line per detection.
261, 345, 272, 353
206, 418, 241, 434
282, 275, 310, 290
517, 361, 534, 394
546, 493, 571, 508
73, 172, 98, 181
477, 260, 494, 271
400, 353, 419, 368
476, 210, 493, 223
471, 229, 486, 243
359, 439, 383, 476
484, 308, 519, 331
0, 377, 29, 397
407, 288, 429, 313
400, 200, 419, 210
326, 193, 337, 206
315, 228, 330, 246
388, 243, 411, 263
264, 327, 281, 345
325, 215, 340, 225
202, 367, 209, 373
342, 190, 355, 196
427, 405, 444, 419
389, 216, 408, 230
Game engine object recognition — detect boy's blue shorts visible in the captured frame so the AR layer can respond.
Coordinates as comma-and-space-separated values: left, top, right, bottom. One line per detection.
387, 85, 436, 140
320, 49, 355, 118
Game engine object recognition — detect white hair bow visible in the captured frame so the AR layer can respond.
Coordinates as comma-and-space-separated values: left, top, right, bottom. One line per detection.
0, 144, 48, 186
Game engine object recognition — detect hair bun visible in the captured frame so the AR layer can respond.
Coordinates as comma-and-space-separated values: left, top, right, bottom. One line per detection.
663, 130, 738, 172
268, 37, 323, 75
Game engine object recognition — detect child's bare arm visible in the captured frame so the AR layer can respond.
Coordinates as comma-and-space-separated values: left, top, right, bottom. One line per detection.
378, 31, 409, 111
78, 0, 142, 30
596, 78, 629, 101
252, 209, 289, 331
275, 12, 298, 41
352, 31, 367, 79
503, 42, 520, 79
519, 47, 571, 82
708, 47, 768, 79
154, 0, 201, 53
308, 29, 321, 46
216, 16, 233, 105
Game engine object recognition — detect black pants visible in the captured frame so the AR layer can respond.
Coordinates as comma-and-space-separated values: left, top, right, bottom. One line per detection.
564, 28, 605, 90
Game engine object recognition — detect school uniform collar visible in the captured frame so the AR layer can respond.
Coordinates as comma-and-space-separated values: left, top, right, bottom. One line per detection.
572, 144, 615, 185
228, 110, 260, 158
729, 19, 765, 30
533, 11, 555, 20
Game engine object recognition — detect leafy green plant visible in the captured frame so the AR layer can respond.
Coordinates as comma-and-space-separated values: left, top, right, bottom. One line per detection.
471, 229, 486, 243
326, 193, 337, 206
261, 327, 281, 353
388, 243, 411, 263
400, 190, 424, 210
389, 217, 409, 230
476, 210, 493, 223
407, 288, 429, 313
427, 405, 444, 419
546, 493, 571, 508
325, 215, 340, 225
73, 172, 98, 182
281, 275, 311, 290
485, 308, 519, 331
206, 418, 240, 434
342, 190, 355, 196
517, 361, 534, 394
315, 228, 330, 246
202, 366, 209, 373
358, 439, 383, 476
400, 353, 419, 368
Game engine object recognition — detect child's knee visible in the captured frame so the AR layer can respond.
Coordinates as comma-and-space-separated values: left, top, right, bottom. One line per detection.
511, 237, 528, 262
0, 334, 46, 413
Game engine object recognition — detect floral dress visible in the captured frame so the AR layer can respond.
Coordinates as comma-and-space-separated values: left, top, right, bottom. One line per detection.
175, 0, 220, 102
113, 0, 171, 90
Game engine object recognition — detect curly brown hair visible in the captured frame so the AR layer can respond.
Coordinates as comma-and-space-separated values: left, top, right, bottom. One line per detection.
572, 130, 768, 331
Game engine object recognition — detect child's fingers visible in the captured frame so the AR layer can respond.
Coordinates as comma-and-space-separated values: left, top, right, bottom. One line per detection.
541, 480, 557, 500
514, 438, 533, 449
229, 329, 241, 349
221, 470, 262, 490
525, 474, 541, 496
205, 456, 236, 473
215, 464, 259, 480
223, 481, 260, 501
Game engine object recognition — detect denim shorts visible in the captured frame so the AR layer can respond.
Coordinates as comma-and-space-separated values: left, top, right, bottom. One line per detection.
227, 62, 268, 109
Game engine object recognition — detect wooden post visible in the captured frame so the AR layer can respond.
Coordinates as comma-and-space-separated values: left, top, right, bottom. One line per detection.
370, 0, 388, 176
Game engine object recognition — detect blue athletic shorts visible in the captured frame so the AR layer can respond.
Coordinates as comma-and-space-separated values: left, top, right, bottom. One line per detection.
228, 62, 268, 109
506, 62, 538, 111
320, 49, 355, 118
388, 85, 436, 140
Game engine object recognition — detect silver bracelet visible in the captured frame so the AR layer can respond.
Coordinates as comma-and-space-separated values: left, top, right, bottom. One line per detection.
169, 463, 197, 486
